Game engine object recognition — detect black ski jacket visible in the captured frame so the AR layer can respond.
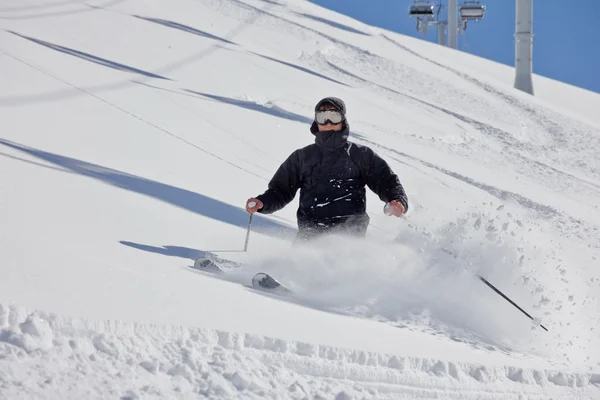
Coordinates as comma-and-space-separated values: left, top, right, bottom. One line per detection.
256, 123, 408, 236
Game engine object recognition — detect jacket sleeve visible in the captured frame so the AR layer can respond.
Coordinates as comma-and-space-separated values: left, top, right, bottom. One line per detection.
255, 150, 301, 214
358, 146, 409, 212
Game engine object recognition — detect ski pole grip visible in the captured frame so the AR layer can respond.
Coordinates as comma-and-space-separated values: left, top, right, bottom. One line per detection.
248, 201, 257, 208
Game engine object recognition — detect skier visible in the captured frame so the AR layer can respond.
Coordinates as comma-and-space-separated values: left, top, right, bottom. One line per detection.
246, 97, 408, 241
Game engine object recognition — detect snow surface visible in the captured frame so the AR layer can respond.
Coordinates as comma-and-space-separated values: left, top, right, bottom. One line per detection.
0, 0, 599, 398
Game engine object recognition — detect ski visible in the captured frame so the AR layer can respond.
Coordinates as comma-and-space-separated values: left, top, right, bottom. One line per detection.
192, 257, 225, 273
251, 273, 291, 293
193, 258, 291, 294
192, 254, 244, 273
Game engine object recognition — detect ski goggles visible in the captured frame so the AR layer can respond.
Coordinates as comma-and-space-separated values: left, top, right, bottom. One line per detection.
315, 110, 344, 125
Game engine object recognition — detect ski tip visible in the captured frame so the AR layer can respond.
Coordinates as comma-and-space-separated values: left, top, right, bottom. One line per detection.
251, 273, 271, 288
251, 273, 290, 292
193, 257, 211, 269
192, 257, 223, 272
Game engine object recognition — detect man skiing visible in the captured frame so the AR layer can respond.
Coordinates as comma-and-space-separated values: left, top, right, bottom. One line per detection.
246, 97, 408, 240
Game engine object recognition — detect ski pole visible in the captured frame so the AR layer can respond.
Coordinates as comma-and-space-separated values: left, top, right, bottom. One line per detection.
194, 203, 255, 268
244, 202, 256, 252
477, 274, 548, 332
404, 218, 548, 331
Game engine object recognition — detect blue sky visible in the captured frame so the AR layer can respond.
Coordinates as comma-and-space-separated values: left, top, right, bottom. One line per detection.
309, 1, 600, 94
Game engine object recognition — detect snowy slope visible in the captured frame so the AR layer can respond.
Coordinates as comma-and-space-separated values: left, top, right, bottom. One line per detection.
0, 0, 599, 398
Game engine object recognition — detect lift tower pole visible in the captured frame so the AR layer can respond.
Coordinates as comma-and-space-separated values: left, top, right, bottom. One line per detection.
514, 0, 534, 94
437, 21, 447, 46
448, 0, 458, 49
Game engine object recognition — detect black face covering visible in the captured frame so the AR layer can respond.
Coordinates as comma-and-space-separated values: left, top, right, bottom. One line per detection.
314, 126, 349, 150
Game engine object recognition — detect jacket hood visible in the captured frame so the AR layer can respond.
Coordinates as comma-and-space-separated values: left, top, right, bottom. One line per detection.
314, 97, 346, 114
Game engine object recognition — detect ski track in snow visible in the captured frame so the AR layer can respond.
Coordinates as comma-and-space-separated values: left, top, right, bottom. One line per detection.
1, 304, 599, 400
347, 133, 600, 250
309, 32, 600, 184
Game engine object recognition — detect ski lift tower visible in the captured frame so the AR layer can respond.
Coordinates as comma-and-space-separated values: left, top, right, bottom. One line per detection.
514, 0, 534, 94
408, 1, 486, 48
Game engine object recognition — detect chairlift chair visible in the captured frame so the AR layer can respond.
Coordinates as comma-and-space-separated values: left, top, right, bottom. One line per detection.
459, 1, 486, 20
409, 1, 435, 17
